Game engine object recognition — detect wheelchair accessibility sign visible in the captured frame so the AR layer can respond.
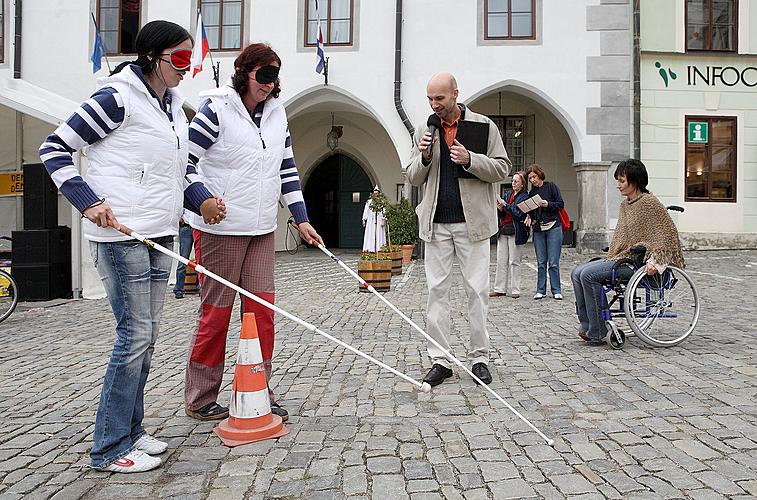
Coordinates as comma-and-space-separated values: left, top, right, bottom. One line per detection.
688, 122, 708, 144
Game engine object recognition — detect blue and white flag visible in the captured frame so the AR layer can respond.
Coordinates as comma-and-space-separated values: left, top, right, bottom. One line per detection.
315, 0, 326, 74
91, 13, 105, 74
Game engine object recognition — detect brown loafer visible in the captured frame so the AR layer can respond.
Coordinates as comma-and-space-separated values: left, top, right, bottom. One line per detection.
488, 291, 506, 297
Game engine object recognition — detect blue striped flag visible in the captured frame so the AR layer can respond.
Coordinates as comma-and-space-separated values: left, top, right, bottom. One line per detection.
91, 13, 105, 74
315, 0, 326, 74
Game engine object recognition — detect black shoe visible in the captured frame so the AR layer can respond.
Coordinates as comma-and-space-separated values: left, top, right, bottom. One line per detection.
472, 363, 492, 385
185, 401, 229, 421
270, 402, 289, 422
174, 291, 184, 299
423, 364, 453, 387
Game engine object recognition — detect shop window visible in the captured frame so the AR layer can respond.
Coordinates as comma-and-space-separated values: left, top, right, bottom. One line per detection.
686, 0, 737, 51
485, 0, 535, 40
491, 116, 526, 170
685, 116, 736, 202
200, 0, 243, 51
97, 0, 141, 55
305, 0, 353, 46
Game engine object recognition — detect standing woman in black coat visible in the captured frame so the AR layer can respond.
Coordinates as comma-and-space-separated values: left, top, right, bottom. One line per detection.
524, 164, 565, 300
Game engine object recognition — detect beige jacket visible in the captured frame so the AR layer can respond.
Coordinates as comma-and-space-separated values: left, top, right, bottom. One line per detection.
406, 107, 511, 242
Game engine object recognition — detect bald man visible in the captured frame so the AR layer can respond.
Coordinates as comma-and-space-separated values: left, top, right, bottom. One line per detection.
406, 72, 511, 387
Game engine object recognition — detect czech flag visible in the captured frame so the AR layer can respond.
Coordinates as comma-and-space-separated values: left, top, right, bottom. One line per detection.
315, 0, 326, 74
191, 13, 210, 77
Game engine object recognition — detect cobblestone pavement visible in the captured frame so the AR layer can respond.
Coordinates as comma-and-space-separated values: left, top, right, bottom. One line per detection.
1, 247, 757, 499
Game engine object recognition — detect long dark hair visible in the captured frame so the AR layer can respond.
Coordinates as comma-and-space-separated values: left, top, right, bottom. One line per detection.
231, 43, 282, 99
110, 20, 192, 76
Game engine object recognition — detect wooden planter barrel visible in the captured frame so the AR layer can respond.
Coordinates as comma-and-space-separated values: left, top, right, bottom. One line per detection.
184, 264, 200, 294
379, 251, 403, 275
357, 259, 392, 293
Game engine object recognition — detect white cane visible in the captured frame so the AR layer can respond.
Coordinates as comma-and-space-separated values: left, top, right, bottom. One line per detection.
115, 224, 431, 394
312, 240, 554, 446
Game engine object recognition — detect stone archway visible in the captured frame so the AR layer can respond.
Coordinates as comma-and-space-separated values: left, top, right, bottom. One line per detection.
303, 153, 373, 248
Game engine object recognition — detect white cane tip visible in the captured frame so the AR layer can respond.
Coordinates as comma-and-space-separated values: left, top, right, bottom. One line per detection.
547, 439, 555, 447
421, 382, 432, 393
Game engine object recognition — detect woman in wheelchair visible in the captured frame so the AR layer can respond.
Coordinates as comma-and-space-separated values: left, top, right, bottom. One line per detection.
570, 159, 685, 345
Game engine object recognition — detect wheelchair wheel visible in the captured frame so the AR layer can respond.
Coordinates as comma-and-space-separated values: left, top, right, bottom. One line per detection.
623, 266, 699, 347
606, 321, 625, 350
0, 269, 18, 323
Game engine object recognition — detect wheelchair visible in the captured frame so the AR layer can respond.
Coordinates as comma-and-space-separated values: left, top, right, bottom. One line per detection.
591, 206, 700, 350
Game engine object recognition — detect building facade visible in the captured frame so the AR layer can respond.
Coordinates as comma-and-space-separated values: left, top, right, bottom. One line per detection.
640, 0, 757, 248
1, 0, 631, 297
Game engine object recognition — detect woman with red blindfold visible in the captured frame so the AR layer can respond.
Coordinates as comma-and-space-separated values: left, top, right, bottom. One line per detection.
182, 43, 322, 424
39, 20, 225, 474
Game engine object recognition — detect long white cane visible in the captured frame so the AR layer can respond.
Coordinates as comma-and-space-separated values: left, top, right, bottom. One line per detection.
312, 239, 554, 446
115, 224, 431, 393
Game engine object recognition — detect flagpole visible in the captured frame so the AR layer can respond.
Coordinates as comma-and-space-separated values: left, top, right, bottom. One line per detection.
324, 57, 329, 86
196, 8, 219, 88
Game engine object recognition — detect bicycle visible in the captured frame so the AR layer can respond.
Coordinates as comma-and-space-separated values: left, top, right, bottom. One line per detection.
0, 236, 18, 323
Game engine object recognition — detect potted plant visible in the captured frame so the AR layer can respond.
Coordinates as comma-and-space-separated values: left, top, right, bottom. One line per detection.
358, 191, 393, 292
379, 244, 403, 276
385, 197, 418, 264
357, 251, 392, 293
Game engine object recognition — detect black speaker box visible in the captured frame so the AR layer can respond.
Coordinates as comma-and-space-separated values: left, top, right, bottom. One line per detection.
23, 163, 58, 230
11, 227, 71, 265
11, 263, 72, 301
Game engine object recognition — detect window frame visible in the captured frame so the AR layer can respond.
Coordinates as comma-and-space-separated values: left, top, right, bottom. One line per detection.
0, 0, 4, 64
96, 0, 142, 56
490, 115, 527, 171
484, 0, 536, 41
685, 0, 738, 53
304, 0, 354, 47
199, 0, 245, 52
684, 115, 737, 203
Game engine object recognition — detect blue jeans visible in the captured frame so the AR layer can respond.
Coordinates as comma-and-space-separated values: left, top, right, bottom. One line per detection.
173, 224, 193, 294
571, 260, 633, 341
532, 223, 563, 295
89, 236, 173, 468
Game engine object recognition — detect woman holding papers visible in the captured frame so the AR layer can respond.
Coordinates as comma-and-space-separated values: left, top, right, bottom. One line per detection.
524, 164, 565, 300
490, 171, 529, 298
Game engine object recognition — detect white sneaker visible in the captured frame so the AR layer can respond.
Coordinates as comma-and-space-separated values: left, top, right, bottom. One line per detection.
533, 293, 545, 300
97, 450, 161, 473
554, 293, 563, 300
134, 434, 168, 455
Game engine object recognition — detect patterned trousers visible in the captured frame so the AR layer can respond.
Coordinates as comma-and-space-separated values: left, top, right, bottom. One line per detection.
184, 230, 276, 411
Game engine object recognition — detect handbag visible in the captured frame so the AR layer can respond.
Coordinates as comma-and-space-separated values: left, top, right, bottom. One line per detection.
558, 207, 570, 231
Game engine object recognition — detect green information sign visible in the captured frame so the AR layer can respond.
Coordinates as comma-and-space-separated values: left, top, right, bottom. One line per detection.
688, 122, 708, 144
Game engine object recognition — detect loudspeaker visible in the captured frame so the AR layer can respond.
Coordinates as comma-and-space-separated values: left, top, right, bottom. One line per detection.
11, 227, 72, 301
11, 263, 71, 301
11, 227, 71, 265
23, 163, 58, 230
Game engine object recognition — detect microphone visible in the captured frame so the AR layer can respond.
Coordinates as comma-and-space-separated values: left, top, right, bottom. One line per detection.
425, 114, 441, 157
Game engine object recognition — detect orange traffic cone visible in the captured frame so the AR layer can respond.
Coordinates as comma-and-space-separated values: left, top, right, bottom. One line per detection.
214, 312, 289, 446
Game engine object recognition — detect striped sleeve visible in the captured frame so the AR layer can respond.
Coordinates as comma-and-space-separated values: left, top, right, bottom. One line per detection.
280, 131, 308, 224
39, 87, 124, 213
184, 99, 218, 213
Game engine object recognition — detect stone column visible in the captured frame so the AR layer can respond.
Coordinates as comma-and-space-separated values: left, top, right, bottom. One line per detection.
573, 162, 612, 253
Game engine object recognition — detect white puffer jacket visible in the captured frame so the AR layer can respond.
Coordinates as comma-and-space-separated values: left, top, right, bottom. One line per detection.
84, 69, 189, 242
187, 84, 287, 235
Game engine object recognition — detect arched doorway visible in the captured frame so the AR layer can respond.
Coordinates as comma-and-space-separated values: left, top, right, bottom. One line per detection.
304, 154, 373, 248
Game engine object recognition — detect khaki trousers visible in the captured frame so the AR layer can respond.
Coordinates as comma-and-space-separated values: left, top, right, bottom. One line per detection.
424, 223, 490, 368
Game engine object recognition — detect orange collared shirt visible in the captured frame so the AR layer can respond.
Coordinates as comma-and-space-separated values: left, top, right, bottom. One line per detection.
441, 107, 462, 148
